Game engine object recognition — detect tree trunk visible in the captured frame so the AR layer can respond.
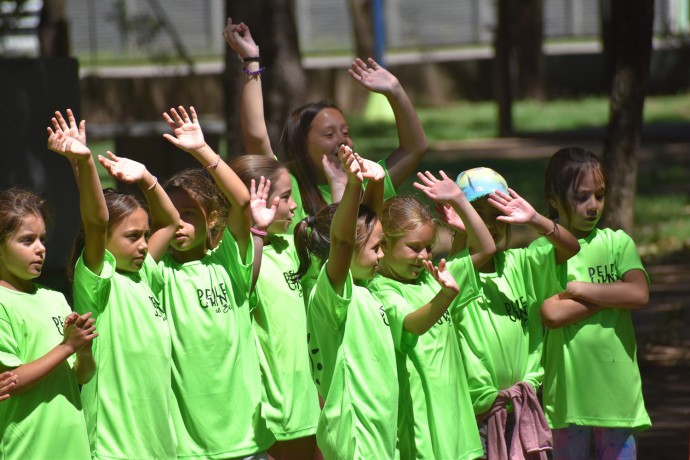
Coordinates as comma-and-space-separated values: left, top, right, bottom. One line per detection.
494, 0, 514, 136
347, 0, 375, 60
601, 0, 654, 232
225, 0, 306, 157
38, 0, 70, 56
347, 0, 376, 113
515, 0, 546, 100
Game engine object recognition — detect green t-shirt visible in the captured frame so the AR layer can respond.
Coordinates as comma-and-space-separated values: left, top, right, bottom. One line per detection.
73, 250, 175, 460
531, 228, 652, 430
452, 245, 563, 416
160, 228, 274, 458
369, 250, 484, 460
250, 234, 320, 440
289, 159, 397, 230
307, 264, 416, 459
0, 285, 91, 460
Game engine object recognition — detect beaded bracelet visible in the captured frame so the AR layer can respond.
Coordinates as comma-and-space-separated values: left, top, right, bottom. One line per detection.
243, 66, 265, 76
243, 56, 261, 63
250, 227, 268, 237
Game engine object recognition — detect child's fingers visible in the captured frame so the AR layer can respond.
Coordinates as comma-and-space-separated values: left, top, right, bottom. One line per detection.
169, 108, 184, 125
54, 111, 69, 131
66, 108, 78, 128
178, 106, 190, 123
367, 57, 380, 69
439, 170, 451, 181
249, 178, 257, 195
162, 133, 179, 146
162, 112, 176, 129
189, 106, 198, 124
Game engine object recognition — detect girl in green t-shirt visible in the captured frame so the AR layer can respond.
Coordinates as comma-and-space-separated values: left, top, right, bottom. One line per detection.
0, 185, 95, 460
229, 154, 321, 460
224, 18, 426, 224
370, 172, 496, 460
48, 109, 180, 459
538, 147, 651, 460
448, 167, 581, 459
159, 107, 275, 459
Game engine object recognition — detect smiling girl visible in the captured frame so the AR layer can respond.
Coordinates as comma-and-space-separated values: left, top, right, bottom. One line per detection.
225, 18, 427, 226
369, 170, 495, 460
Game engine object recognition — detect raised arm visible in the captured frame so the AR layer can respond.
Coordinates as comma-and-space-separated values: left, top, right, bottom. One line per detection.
414, 171, 495, 268
563, 269, 649, 310
349, 58, 428, 188
224, 18, 273, 157
47, 110, 108, 275
248, 176, 278, 292
357, 153, 386, 215
0, 312, 96, 395
488, 188, 580, 264
326, 146, 364, 294
163, 106, 252, 256
97, 152, 180, 262
402, 259, 459, 335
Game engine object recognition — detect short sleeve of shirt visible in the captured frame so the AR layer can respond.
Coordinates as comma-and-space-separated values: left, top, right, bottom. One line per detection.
310, 263, 353, 331
73, 249, 117, 317
524, 243, 564, 302
214, 227, 254, 295
446, 249, 482, 308
0, 304, 22, 368
613, 230, 649, 284
139, 253, 164, 297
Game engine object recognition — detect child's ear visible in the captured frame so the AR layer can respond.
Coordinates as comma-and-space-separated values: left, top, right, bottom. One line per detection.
207, 210, 219, 230
548, 198, 559, 211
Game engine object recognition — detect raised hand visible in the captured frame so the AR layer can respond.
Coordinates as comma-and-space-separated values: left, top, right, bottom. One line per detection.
162, 106, 207, 153
223, 17, 259, 58
62, 312, 98, 354
488, 188, 537, 225
436, 203, 466, 232
413, 170, 464, 204
353, 152, 386, 182
0, 371, 18, 401
98, 151, 147, 184
250, 176, 279, 231
46, 128, 91, 160
338, 145, 363, 182
49, 109, 86, 145
348, 58, 400, 95
423, 259, 459, 295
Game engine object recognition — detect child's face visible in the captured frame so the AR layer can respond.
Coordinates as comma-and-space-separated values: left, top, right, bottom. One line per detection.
306, 108, 353, 174
168, 189, 213, 261
267, 171, 297, 235
472, 197, 507, 247
381, 222, 435, 282
107, 208, 150, 273
350, 220, 384, 281
0, 213, 46, 291
558, 170, 605, 238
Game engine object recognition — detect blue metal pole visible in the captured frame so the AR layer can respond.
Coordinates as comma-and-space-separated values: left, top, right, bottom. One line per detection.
372, 0, 385, 64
